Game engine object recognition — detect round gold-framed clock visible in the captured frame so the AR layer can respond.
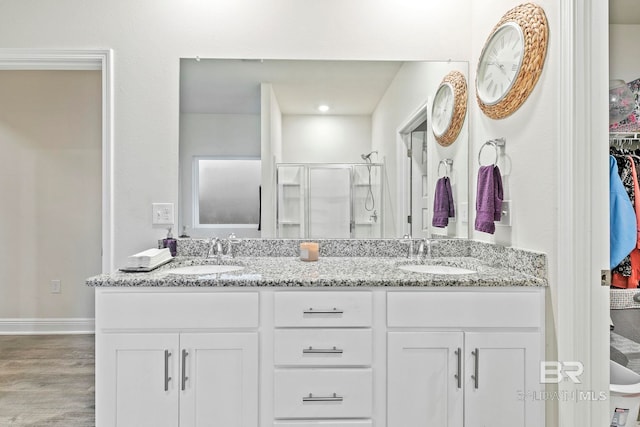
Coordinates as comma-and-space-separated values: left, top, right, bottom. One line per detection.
432, 70, 467, 147
476, 3, 549, 119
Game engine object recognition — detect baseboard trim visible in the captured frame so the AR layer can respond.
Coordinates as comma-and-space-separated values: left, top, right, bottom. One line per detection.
0, 318, 95, 334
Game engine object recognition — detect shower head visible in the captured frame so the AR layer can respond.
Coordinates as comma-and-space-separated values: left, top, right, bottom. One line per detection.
361, 151, 378, 162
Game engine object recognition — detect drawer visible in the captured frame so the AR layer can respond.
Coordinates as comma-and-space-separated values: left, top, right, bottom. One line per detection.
274, 329, 372, 366
274, 422, 373, 427
387, 290, 542, 328
97, 291, 259, 330
274, 369, 372, 419
274, 291, 372, 327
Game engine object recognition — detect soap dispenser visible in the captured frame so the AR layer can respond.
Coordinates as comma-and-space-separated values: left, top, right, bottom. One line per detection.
162, 227, 177, 257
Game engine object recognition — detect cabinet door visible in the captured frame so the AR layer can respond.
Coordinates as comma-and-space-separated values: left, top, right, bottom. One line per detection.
179, 332, 258, 427
99, 333, 179, 427
464, 332, 542, 427
387, 332, 464, 427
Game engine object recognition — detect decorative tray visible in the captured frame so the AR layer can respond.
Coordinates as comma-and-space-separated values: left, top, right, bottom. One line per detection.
119, 258, 173, 273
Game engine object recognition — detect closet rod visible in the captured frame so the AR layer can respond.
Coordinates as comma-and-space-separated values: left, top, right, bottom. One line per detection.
610, 132, 640, 146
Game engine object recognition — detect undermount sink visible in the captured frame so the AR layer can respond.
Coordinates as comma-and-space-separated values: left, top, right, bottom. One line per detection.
166, 265, 245, 275
398, 264, 476, 275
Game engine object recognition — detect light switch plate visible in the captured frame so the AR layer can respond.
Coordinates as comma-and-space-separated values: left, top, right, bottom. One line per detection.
152, 203, 174, 225
497, 200, 512, 226
50, 279, 61, 294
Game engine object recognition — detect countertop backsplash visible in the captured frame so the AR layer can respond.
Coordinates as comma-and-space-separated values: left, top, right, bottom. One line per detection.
159, 238, 547, 281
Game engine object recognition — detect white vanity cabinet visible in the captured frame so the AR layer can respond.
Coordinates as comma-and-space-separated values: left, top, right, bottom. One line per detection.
272, 291, 374, 424
387, 290, 545, 427
95, 286, 545, 427
95, 289, 259, 427
388, 331, 464, 426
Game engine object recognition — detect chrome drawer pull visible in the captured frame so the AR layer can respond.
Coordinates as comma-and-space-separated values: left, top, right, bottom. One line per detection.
181, 349, 189, 391
454, 347, 461, 389
164, 350, 172, 391
471, 348, 479, 389
303, 307, 343, 314
303, 346, 344, 354
303, 392, 344, 402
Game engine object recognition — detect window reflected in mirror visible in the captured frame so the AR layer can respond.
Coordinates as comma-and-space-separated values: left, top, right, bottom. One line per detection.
194, 157, 261, 230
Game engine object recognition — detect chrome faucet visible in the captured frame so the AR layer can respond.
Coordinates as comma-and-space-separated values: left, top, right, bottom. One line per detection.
206, 237, 223, 261
416, 238, 437, 259
401, 234, 414, 259
206, 234, 242, 261
225, 233, 242, 258
423, 238, 438, 258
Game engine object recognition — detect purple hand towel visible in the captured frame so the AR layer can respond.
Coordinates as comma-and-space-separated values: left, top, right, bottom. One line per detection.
474, 165, 504, 234
432, 176, 455, 228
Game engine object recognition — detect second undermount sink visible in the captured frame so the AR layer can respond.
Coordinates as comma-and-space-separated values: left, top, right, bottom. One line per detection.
398, 264, 476, 275
166, 265, 245, 275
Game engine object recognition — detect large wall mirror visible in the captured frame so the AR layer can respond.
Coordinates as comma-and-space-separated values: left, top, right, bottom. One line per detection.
179, 59, 469, 239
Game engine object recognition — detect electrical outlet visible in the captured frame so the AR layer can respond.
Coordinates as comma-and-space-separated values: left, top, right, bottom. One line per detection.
152, 203, 174, 225
497, 200, 512, 226
50, 279, 61, 294
459, 203, 469, 224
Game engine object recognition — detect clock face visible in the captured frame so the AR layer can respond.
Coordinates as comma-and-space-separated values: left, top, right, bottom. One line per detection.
432, 83, 455, 137
476, 22, 525, 106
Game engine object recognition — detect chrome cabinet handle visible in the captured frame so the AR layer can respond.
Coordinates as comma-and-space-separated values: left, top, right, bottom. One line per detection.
303, 307, 343, 314
164, 350, 172, 391
471, 348, 479, 389
302, 392, 343, 402
302, 346, 343, 354
455, 348, 461, 389
181, 349, 189, 391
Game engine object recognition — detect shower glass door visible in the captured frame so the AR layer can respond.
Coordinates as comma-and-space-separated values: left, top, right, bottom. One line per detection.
276, 163, 384, 238
308, 166, 351, 238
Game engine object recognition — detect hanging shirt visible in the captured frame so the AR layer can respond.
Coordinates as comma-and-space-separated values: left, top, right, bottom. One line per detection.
610, 155, 637, 269
613, 156, 640, 288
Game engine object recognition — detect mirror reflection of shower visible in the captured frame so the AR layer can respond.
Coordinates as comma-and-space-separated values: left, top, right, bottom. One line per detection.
276, 163, 383, 238
361, 151, 378, 223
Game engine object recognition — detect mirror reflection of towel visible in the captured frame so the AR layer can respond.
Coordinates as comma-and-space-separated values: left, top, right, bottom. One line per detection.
474, 165, 503, 234
432, 177, 455, 228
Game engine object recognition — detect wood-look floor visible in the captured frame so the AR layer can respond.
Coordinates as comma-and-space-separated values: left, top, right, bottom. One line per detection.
0, 335, 95, 426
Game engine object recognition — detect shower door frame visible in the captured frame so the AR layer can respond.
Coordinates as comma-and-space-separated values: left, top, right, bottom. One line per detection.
275, 162, 384, 239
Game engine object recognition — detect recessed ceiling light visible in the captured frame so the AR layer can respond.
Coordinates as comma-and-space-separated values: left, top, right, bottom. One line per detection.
318, 104, 330, 113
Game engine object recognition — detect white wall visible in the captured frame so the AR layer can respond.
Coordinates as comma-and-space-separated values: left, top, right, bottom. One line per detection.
0, 0, 472, 267
372, 61, 469, 238
0, 3, 573, 423
469, 2, 559, 425
610, 24, 640, 83
282, 115, 372, 163
470, 0, 558, 256
468, 0, 559, 276
261, 84, 283, 237
0, 70, 101, 319
179, 113, 260, 237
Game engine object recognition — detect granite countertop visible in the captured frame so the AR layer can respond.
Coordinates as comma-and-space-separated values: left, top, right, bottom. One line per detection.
86, 256, 547, 288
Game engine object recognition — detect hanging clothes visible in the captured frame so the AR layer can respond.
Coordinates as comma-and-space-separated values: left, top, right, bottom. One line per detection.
611, 147, 637, 277
610, 155, 637, 272
613, 156, 640, 288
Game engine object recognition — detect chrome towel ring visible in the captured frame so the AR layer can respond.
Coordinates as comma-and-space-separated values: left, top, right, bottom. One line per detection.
438, 159, 453, 178
478, 138, 506, 166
